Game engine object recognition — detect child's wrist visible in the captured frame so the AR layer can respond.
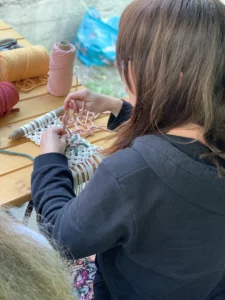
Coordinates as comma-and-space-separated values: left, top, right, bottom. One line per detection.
108, 97, 123, 117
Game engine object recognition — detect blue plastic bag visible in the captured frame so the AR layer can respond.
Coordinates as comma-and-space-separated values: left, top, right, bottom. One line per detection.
74, 7, 120, 66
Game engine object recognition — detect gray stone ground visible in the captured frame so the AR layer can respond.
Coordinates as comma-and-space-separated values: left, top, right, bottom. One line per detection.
74, 59, 126, 98
0, 0, 131, 50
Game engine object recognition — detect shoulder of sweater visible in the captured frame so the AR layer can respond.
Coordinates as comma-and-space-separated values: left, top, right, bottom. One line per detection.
102, 135, 161, 180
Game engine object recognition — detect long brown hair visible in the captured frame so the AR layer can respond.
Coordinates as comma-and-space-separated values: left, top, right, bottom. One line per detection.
107, 0, 225, 157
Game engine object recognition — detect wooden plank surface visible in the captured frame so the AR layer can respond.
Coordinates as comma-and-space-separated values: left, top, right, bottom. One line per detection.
0, 166, 33, 206
17, 39, 32, 47
19, 77, 80, 101
0, 20, 11, 30
0, 20, 111, 206
0, 142, 36, 176
0, 21, 31, 48
0, 28, 23, 40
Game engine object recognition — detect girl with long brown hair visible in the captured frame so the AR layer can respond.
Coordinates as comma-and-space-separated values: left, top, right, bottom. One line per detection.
31, 0, 225, 299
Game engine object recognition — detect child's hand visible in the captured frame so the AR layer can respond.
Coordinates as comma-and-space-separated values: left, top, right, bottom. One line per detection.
64, 89, 123, 117
40, 127, 67, 155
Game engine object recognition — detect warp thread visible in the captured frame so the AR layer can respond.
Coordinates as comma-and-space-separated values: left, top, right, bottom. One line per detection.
0, 82, 19, 118
0, 45, 49, 83
48, 42, 76, 97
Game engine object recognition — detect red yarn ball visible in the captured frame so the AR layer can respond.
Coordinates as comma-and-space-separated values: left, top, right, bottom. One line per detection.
0, 81, 19, 118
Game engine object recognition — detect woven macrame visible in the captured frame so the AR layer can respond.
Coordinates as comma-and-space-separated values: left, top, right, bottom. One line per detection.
21, 111, 103, 194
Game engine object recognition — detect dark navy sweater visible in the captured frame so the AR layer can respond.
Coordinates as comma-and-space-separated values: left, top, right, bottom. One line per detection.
32, 101, 225, 300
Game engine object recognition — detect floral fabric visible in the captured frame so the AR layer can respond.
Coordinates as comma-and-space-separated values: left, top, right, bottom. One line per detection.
72, 255, 96, 300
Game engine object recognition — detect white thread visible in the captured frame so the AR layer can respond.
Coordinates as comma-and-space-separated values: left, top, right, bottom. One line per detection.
21, 112, 103, 194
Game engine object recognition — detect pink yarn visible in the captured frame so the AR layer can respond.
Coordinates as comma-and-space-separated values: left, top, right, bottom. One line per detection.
47, 43, 76, 97
61, 99, 110, 138
0, 82, 19, 118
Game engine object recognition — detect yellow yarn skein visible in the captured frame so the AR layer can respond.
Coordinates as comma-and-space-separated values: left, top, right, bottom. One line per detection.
0, 46, 49, 82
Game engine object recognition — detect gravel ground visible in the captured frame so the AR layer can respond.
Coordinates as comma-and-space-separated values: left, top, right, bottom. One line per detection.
74, 59, 126, 98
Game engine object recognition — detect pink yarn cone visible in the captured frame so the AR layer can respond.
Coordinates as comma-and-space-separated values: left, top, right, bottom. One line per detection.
47, 42, 76, 97
0, 82, 19, 118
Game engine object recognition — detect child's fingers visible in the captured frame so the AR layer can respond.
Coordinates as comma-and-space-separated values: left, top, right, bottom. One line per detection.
68, 100, 85, 112
47, 127, 66, 136
60, 134, 67, 143
64, 89, 89, 110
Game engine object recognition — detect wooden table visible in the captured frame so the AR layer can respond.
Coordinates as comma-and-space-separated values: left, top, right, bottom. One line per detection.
0, 20, 110, 207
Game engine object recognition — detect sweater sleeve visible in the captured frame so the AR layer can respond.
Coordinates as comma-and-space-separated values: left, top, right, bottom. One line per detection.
107, 100, 133, 130
31, 153, 134, 259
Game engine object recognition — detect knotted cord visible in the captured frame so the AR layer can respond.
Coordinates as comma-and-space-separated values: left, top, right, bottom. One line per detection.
61, 99, 110, 139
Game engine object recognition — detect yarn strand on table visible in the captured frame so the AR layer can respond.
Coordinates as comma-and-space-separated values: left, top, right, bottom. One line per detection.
0, 149, 34, 162
15, 75, 49, 93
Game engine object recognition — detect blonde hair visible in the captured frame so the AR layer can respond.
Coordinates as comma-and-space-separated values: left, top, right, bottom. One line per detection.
0, 209, 75, 300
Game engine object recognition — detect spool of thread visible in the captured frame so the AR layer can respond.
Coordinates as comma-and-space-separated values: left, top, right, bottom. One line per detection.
0, 45, 49, 82
0, 82, 19, 118
47, 41, 76, 97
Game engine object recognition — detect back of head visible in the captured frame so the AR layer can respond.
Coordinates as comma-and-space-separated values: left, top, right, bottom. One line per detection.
0, 209, 74, 300
113, 0, 225, 160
